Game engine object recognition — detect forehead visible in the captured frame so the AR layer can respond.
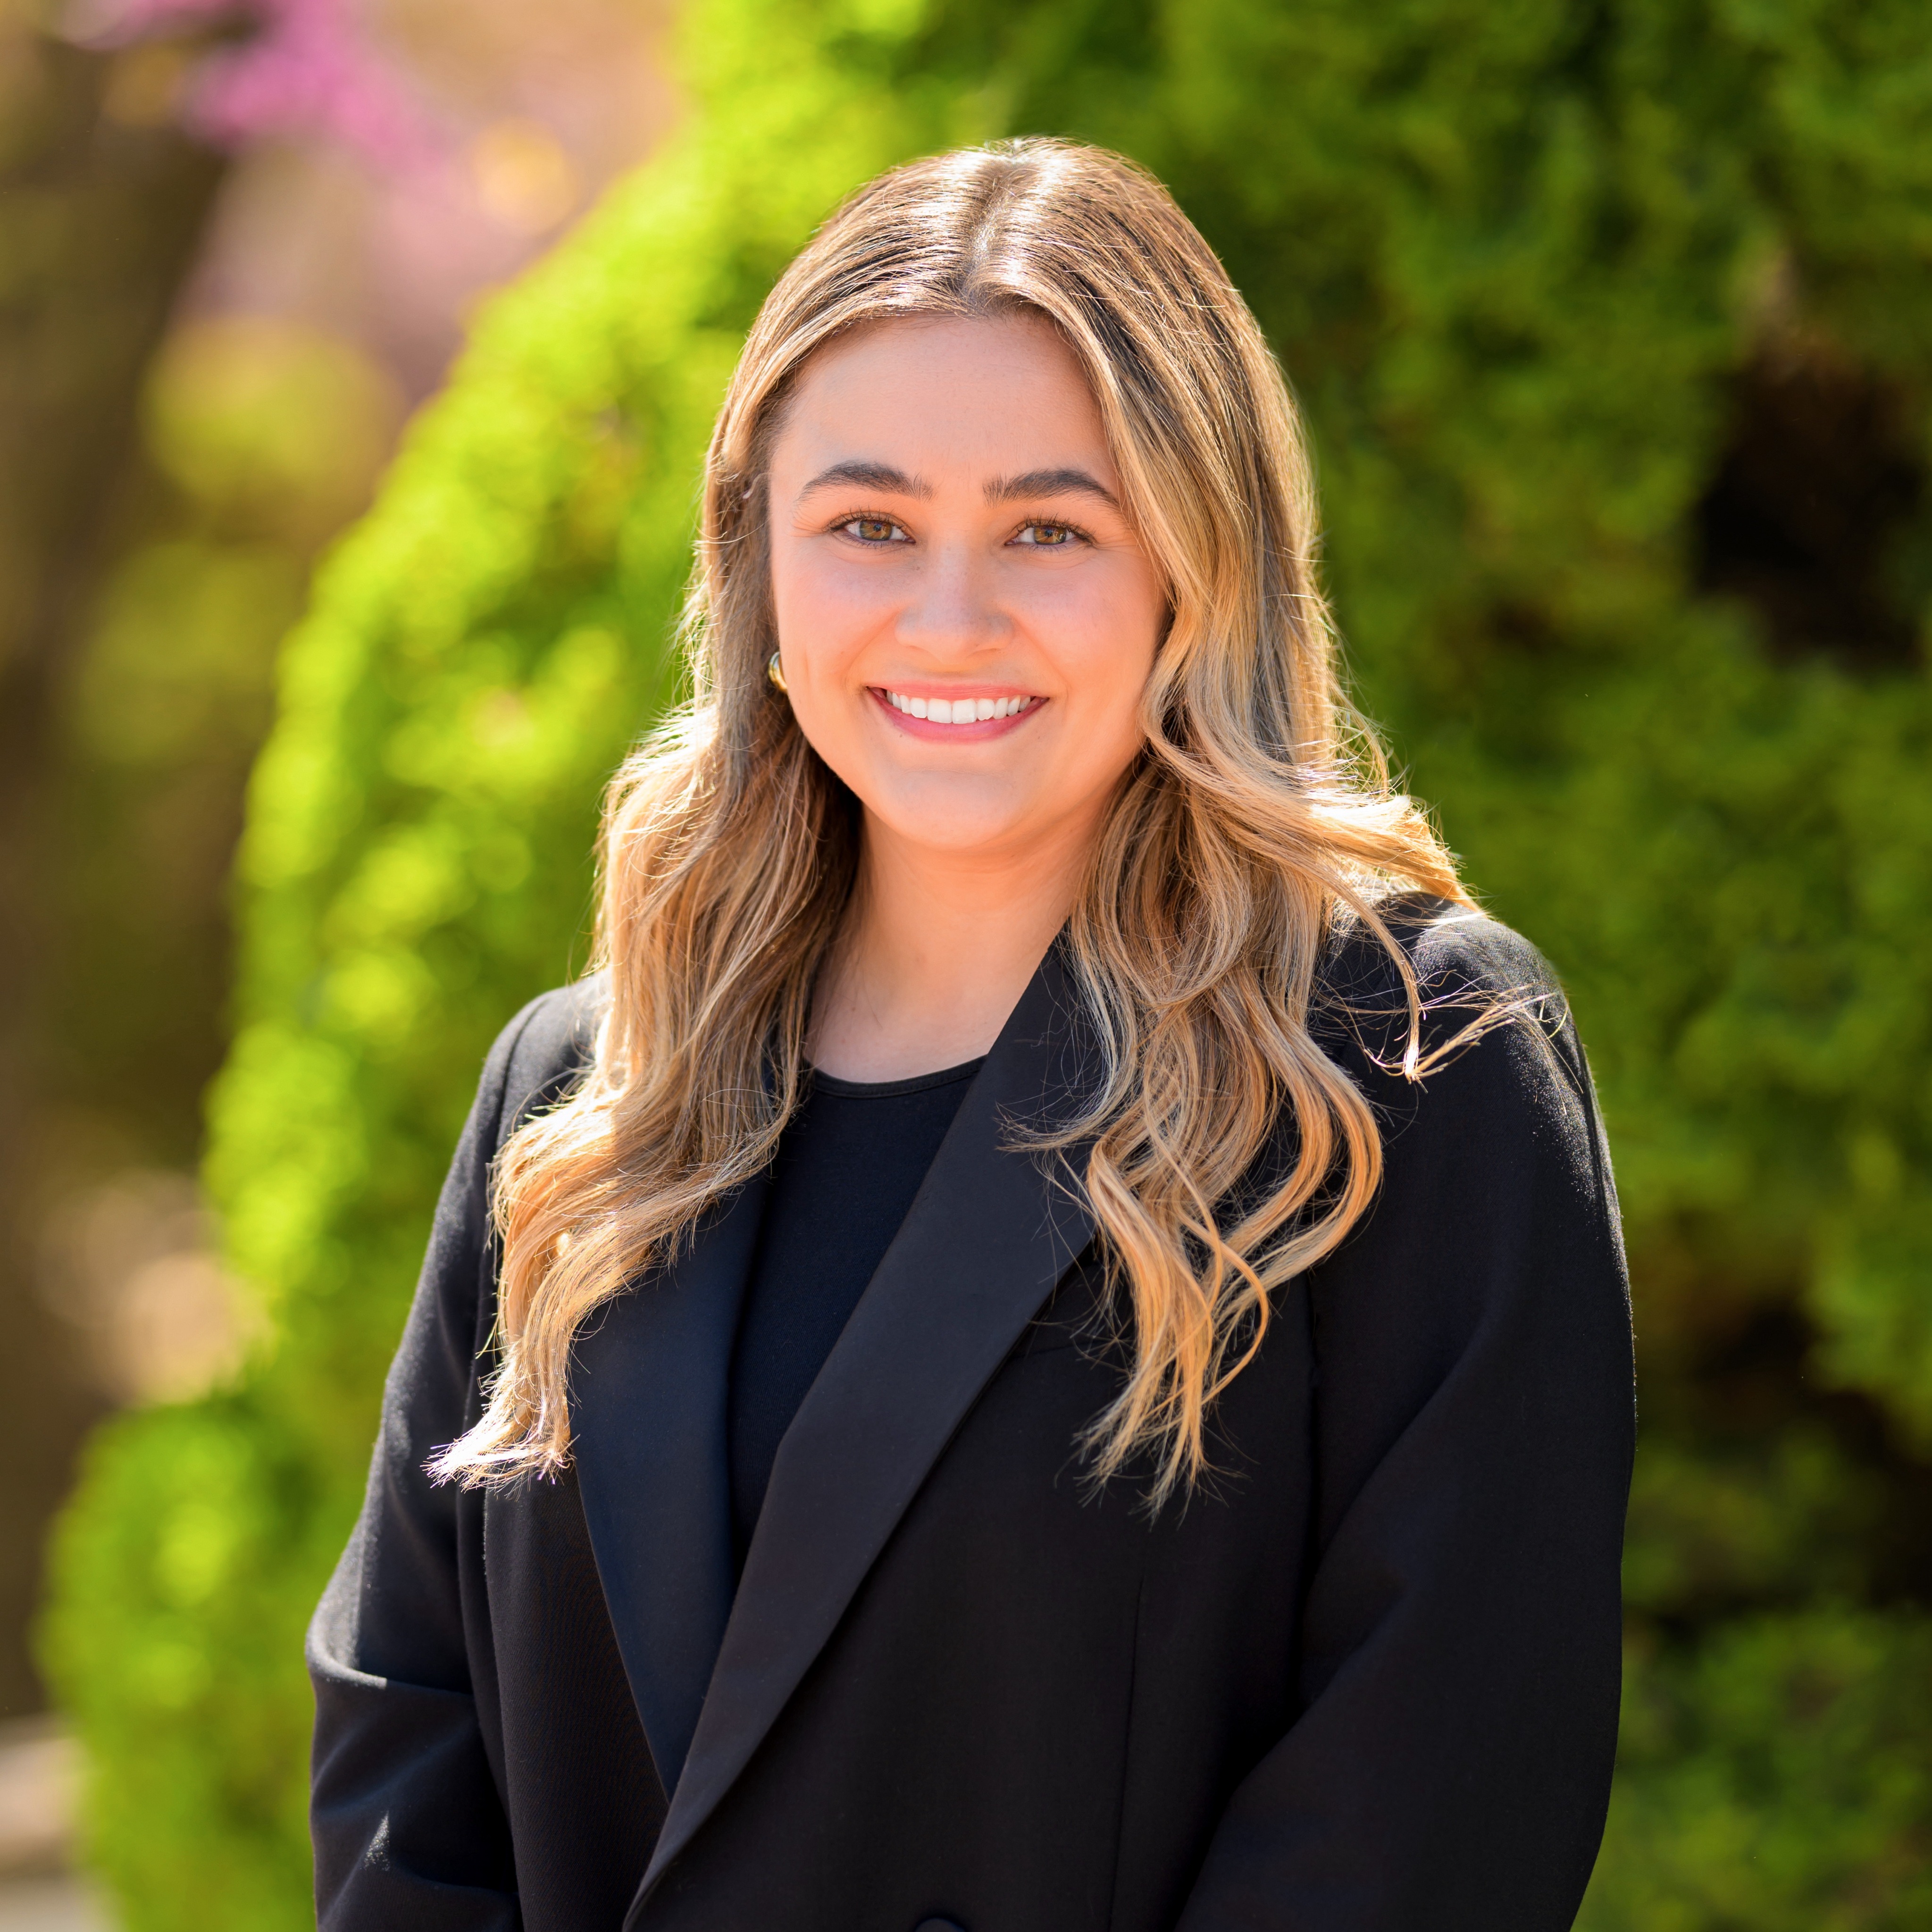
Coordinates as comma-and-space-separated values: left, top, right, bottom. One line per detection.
771, 313, 1114, 485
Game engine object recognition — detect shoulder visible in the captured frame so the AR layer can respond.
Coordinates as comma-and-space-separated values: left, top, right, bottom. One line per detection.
1313, 893, 1598, 1170
1317, 892, 1561, 1028
478, 972, 611, 1156
1298, 904, 1632, 1585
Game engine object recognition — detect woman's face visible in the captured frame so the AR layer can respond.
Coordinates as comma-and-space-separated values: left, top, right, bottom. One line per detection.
765, 314, 1165, 869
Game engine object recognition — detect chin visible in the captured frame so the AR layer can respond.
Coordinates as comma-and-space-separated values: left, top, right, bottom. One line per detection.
865, 786, 1037, 856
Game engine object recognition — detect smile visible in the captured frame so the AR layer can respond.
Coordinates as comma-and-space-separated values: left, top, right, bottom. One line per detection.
878, 689, 1040, 724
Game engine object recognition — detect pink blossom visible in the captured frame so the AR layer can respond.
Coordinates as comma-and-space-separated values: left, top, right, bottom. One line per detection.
72, 0, 438, 168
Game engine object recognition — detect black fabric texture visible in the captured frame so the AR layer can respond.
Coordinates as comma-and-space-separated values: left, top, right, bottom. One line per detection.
307, 903, 1636, 1932
728, 1059, 981, 1564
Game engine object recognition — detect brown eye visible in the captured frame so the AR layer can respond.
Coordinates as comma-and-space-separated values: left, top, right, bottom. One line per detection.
1014, 522, 1076, 547
844, 516, 905, 544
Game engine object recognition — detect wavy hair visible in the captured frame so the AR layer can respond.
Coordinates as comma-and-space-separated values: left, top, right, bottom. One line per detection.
432, 139, 1475, 1502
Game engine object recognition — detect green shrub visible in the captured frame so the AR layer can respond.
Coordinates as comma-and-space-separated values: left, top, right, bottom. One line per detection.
43, 1, 1932, 1925
1587, 1610, 1932, 1931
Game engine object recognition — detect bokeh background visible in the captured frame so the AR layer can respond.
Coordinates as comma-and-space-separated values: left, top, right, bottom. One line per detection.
3, 0, 1931, 1927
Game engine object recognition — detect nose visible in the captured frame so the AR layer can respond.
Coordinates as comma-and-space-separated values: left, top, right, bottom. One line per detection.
895, 539, 1009, 659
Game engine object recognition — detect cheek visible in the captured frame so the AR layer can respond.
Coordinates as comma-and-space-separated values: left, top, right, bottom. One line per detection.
1038, 569, 1162, 713
768, 548, 880, 786
771, 546, 887, 670
768, 547, 824, 652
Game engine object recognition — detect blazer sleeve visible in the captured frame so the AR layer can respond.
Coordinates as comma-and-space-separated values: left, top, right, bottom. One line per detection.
1177, 922, 1636, 1931
307, 989, 589, 1932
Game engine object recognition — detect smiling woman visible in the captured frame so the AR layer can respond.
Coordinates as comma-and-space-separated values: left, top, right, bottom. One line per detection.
769, 313, 1163, 1079
308, 141, 1634, 1932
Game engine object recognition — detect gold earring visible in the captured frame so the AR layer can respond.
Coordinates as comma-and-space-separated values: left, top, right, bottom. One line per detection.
767, 651, 788, 693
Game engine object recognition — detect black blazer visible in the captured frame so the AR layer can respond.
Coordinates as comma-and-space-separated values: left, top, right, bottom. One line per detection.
309, 906, 1634, 1932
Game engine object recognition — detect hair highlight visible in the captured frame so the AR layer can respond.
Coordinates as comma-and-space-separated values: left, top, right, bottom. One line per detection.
431, 139, 1479, 1503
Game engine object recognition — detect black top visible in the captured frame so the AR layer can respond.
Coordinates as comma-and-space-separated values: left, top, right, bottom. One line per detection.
309, 908, 1635, 1932
727, 1058, 983, 1563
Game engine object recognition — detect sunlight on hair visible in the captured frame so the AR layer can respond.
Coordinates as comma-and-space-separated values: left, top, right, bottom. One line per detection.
430, 139, 1493, 1504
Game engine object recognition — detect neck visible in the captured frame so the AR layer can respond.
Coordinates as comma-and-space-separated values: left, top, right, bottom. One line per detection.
807, 811, 1095, 1082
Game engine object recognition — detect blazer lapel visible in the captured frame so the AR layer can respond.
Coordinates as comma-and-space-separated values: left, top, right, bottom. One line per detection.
632, 945, 1099, 1909
571, 1171, 770, 1795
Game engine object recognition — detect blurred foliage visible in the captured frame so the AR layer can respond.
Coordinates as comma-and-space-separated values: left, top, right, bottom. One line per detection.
143, 317, 402, 544
41, 0, 1932, 1925
1597, 1609, 1932, 1930
0, 0, 226, 1715
30, 301, 403, 1897
50, 311, 401, 1164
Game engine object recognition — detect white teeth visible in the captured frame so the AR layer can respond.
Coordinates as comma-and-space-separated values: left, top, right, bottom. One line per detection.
884, 690, 1034, 722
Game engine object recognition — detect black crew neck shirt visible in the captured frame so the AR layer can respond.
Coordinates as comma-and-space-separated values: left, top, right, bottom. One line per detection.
727, 1056, 984, 1565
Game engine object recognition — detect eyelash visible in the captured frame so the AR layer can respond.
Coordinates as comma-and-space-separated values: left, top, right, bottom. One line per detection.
832, 511, 1092, 549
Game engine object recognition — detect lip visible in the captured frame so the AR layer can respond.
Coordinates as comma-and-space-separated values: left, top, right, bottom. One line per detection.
868, 685, 1045, 742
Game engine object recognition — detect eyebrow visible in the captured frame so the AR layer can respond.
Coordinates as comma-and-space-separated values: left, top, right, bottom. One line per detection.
796, 460, 1120, 510
798, 460, 932, 499
985, 468, 1119, 509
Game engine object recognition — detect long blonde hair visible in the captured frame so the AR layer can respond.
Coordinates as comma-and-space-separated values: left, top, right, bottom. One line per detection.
433, 139, 1473, 1502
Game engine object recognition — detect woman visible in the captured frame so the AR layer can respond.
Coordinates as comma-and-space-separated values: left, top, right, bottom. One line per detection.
309, 140, 1633, 1932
